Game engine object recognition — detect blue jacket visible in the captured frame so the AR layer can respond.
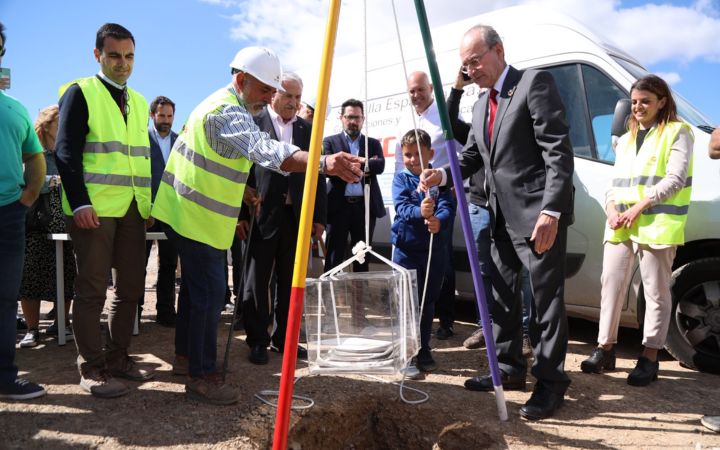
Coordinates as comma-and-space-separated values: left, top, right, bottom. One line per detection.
391, 169, 455, 253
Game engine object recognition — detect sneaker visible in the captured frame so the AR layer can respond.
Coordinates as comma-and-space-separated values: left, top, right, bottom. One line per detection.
172, 355, 189, 376
80, 370, 129, 398
185, 372, 240, 405
522, 334, 533, 357
435, 326, 454, 340
416, 352, 438, 373
45, 322, 74, 342
108, 356, 155, 381
463, 327, 486, 349
20, 329, 40, 348
0, 378, 46, 400
400, 364, 423, 380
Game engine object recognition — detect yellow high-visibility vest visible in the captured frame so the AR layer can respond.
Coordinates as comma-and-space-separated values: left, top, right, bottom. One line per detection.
605, 121, 693, 245
59, 77, 151, 218
151, 87, 252, 250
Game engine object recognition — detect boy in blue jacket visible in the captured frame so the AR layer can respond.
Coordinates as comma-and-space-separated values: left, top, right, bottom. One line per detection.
392, 129, 456, 373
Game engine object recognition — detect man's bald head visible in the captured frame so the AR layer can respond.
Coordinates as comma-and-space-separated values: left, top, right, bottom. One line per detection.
407, 71, 434, 114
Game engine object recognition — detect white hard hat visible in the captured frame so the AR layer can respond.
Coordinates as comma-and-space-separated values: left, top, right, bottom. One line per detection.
229, 46, 283, 90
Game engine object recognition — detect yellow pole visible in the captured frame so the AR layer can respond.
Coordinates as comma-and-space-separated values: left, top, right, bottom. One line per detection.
272, 1, 341, 448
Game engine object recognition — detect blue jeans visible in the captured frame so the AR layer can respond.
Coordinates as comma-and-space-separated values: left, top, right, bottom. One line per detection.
166, 227, 227, 378
0, 201, 27, 385
468, 203, 493, 326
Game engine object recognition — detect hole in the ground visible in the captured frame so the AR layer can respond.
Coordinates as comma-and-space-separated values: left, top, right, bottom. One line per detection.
286, 392, 499, 449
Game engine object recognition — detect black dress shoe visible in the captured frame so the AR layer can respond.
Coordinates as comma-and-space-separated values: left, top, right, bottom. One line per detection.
248, 345, 269, 365
627, 356, 659, 386
464, 372, 526, 392
270, 344, 308, 359
435, 326, 454, 340
519, 384, 564, 420
155, 314, 177, 328
581, 347, 616, 374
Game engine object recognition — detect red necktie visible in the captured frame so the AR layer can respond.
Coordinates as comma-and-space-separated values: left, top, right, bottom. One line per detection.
487, 88, 498, 144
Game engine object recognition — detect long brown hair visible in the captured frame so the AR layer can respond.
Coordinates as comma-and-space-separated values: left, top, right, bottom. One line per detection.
34, 105, 59, 152
628, 74, 678, 139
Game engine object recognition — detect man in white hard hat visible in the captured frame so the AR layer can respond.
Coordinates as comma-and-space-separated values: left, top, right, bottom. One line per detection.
151, 46, 362, 406
298, 96, 316, 122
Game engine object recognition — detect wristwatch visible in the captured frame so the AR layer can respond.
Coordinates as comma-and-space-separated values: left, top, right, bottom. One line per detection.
319, 155, 327, 175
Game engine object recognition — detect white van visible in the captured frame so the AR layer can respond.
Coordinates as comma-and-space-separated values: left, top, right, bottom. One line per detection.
313, 6, 720, 372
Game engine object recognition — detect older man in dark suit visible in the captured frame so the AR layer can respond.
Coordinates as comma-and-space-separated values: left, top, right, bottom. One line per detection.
323, 99, 385, 273
145, 96, 178, 327
241, 72, 327, 365
421, 24, 574, 420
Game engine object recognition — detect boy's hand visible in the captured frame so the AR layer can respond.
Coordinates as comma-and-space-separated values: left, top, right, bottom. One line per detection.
420, 197, 435, 219
425, 216, 440, 234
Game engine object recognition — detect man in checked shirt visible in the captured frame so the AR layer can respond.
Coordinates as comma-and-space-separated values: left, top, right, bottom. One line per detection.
151, 46, 362, 406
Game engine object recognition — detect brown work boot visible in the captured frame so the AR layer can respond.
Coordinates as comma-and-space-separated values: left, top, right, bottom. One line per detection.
185, 372, 240, 405
172, 355, 189, 376
108, 356, 155, 381
463, 327, 486, 349
80, 369, 129, 398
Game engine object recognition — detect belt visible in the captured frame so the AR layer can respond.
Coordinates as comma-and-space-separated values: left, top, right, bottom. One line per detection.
345, 196, 363, 204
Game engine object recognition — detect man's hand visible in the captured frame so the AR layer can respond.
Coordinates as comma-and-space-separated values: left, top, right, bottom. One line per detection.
420, 197, 435, 219
312, 223, 325, 239
74, 207, 100, 229
425, 216, 440, 234
325, 152, 363, 183
236, 219, 250, 240
454, 66, 473, 90
418, 169, 442, 192
146, 217, 155, 230
530, 213, 558, 254
18, 188, 39, 208
243, 187, 262, 217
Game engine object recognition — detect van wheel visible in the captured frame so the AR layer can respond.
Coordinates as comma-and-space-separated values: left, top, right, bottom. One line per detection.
665, 257, 720, 373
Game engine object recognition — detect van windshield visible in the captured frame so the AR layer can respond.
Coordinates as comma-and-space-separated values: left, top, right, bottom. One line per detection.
612, 56, 714, 130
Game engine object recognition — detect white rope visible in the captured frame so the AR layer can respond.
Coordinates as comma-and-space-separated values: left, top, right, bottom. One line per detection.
254, 375, 315, 410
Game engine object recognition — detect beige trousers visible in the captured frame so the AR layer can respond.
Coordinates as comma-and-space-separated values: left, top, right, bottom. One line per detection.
597, 240, 676, 349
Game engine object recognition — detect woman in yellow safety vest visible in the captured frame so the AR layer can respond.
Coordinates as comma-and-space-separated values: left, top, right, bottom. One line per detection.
580, 74, 694, 386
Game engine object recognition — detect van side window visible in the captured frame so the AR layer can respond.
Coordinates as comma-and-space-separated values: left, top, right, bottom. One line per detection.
581, 65, 626, 164
544, 65, 593, 159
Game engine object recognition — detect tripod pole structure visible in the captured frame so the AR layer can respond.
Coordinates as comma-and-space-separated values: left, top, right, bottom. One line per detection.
272, 0, 342, 448
411, 0, 508, 421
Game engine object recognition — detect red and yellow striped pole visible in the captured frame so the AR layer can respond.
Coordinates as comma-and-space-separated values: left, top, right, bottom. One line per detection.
272, 1, 341, 448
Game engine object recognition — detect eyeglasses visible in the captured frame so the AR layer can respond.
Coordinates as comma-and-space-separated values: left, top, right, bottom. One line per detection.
461, 44, 495, 75
343, 114, 364, 121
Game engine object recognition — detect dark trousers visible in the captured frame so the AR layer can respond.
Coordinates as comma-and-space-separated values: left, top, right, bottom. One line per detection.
144, 220, 178, 317
0, 201, 26, 385
69, 200, 146, 375
393, 245, 446, 353
167, 228, 226, 378
324, 200, 376, 273
435, 213, 456, 329
243, 206, 296, 349
490, 207, 571, 395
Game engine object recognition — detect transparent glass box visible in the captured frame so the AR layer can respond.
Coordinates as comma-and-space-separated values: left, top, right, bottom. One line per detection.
304, 270, 420, 375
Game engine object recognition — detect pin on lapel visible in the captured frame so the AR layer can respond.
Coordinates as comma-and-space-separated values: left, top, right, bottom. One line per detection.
507, 86, 517, 97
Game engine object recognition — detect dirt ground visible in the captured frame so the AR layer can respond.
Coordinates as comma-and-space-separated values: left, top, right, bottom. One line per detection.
4, 249, 720, 450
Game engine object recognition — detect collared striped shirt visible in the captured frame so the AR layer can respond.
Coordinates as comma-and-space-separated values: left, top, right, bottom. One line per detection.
204, 85, 298, 175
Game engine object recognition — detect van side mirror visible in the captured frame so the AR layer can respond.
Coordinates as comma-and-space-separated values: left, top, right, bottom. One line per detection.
610, 99, 631, 151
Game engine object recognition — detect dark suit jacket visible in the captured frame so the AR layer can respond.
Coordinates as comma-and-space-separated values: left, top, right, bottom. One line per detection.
457, 66, 574, 237
149, 129, 178, 200
323, 132, 386, 220
245, 108, 327, 239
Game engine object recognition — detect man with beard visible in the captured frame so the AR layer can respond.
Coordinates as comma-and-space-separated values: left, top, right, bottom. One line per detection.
151, 47, 362, 405
144, 96, 178, 327
323, 99, 386, 273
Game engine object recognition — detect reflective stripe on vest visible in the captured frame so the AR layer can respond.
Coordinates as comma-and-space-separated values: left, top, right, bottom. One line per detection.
58, 77, 151, 218
151, 86, 252, 250
605, 121, 694, 245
